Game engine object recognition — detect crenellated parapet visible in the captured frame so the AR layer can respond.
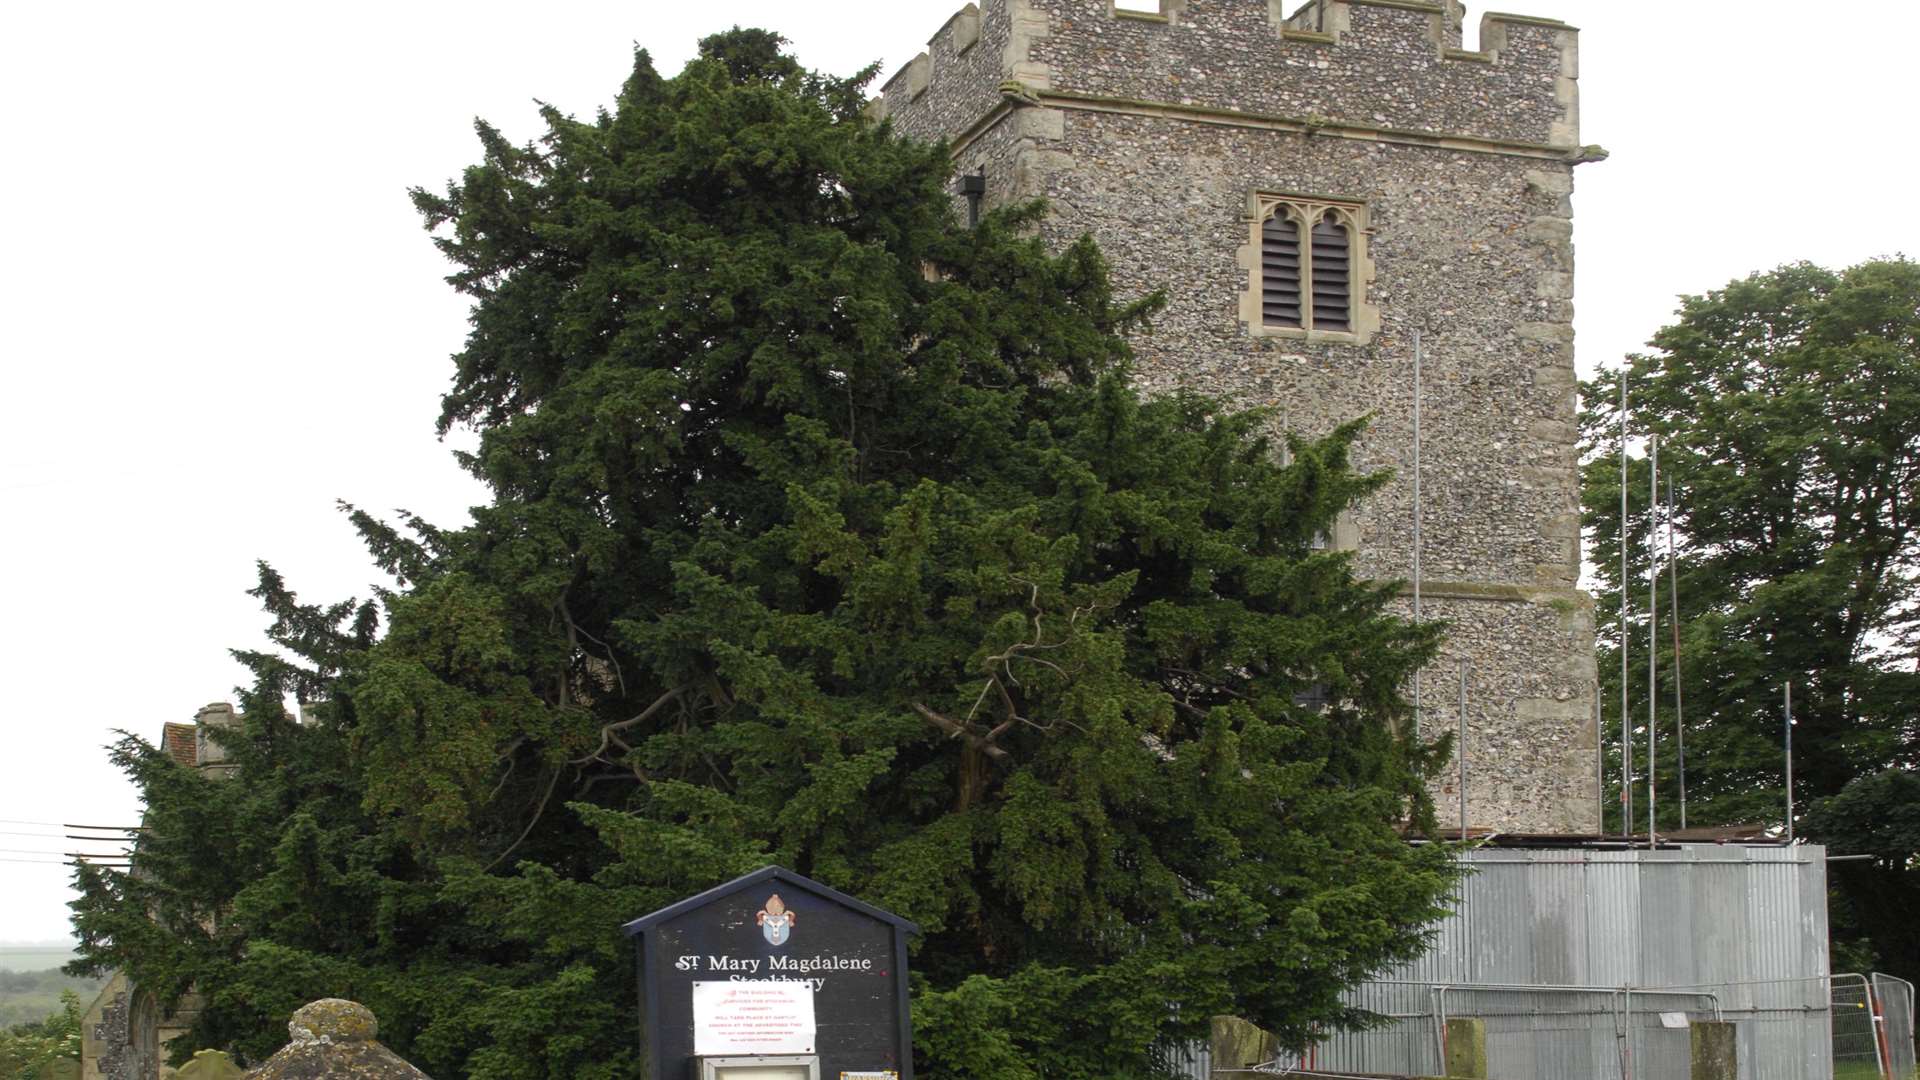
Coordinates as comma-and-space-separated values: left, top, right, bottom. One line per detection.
874, 3, 1016, 148
876, 0, 1581, 155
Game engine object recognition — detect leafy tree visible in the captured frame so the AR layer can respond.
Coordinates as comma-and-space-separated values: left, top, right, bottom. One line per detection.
1580, 259, 1920, 977
1805, 770, 1920, 982
0, 991, 83, 1079
72, 30, 1453, 1079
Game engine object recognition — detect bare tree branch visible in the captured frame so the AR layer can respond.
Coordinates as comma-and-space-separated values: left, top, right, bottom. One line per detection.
484, 764, 563, 874
561, 593, 627, 698
913, 703, 1011, 762
571, 684, 688, 766
487, 738, 527, 804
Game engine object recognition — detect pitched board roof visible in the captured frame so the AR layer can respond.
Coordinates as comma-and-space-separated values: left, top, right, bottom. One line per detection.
161, 723, 197, 768
622, 864, 920, 936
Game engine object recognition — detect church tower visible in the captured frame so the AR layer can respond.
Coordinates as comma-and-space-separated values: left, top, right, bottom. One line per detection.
877, 0, 1601, 832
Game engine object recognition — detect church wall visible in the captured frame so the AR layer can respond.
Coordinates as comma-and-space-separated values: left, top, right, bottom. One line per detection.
880, 0, 1601, 832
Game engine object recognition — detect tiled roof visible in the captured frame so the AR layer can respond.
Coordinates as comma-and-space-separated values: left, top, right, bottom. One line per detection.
162, 722, 198, 767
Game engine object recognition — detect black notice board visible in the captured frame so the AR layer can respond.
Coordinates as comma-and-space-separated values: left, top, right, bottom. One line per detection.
624, 866, 919, 1080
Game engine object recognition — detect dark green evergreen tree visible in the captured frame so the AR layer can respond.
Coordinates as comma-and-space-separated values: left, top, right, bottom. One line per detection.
72, 31, 1453, 1079
1580, 259, 1920, 979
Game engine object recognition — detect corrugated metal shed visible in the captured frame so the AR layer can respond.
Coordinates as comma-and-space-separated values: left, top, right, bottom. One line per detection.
1302, 844, 1831, 1080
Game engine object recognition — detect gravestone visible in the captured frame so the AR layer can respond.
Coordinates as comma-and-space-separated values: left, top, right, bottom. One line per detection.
624, 866, 918, 1080
175, 1049, 244, 1080
245, 999, 428, 1080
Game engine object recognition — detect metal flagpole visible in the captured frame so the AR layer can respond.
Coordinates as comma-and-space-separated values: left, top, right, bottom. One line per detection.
1785, 683, 1795, 844
1596, 695, 1606, 841
1413, 330, 1423, 749
1459, 659, 1470, 840
1668, 475, 1687, 829
1620, 371, 1633, 840
1648, 436, 1659, 839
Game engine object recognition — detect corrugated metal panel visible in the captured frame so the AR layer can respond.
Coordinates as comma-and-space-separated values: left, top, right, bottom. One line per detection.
1585, 850, 1641, 988
1155, 1039, 1209, 1080
1525, 850, 1589, 986
1308, 844, 1832, 1080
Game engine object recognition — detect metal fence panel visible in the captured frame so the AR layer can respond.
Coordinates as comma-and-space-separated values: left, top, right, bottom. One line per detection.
1831, 975, 1881, 1080
1297, 845, 1833, 1080
1874, 973, 1917, 1080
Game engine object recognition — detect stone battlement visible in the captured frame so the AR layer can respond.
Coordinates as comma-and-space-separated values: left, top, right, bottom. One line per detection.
876, 0, 1579, 154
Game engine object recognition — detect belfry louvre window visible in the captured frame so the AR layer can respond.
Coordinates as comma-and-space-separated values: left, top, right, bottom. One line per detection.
1243, 194, 1374, 343
1262, 206, 1353, 330
1260, 214, 1303, 326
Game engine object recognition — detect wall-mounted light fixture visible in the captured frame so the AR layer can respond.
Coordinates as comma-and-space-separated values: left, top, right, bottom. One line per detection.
960, 168, 987, 227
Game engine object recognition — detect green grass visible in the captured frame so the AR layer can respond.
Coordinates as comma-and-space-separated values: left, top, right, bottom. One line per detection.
1832, 1060, 1920, 1080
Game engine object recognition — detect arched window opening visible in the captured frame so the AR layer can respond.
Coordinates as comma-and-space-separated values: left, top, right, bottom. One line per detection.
1244, 194, 1371, 343
129, 991, 159, 1080
1262, 212, 1303, 328
1310, 211, 1352, 333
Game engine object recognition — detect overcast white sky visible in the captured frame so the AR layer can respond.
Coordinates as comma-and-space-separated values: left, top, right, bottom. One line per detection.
1, 1, 1915, 947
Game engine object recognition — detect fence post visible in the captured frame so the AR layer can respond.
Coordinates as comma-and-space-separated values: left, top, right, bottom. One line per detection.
1690, 1021, 1738, 1080
1443, 1017, 1487, 1079
1873, 992, 1896, 1080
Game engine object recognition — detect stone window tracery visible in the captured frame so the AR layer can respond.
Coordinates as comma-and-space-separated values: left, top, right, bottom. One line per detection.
1240, 194, 1377, 345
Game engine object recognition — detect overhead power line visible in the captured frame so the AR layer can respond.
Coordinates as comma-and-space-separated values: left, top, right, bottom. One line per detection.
0, 818, 142, 832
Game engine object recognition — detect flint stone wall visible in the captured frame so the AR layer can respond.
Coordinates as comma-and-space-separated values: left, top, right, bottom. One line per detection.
85, 982, 143, 1080
881, 0, 1600, 832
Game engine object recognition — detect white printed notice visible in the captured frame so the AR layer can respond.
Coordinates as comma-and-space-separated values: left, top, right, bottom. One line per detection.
691, 980, 817, 1055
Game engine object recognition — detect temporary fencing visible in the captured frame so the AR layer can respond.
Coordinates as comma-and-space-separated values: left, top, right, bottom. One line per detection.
1834, 975, 1883, 1079
1258, 982, 1719, 1079
1236, 974, 1910, 1080
1871, 973, 1917, 1080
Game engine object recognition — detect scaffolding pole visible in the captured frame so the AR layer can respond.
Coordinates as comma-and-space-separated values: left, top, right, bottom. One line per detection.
1668, 474, 1686, 829
1648, 436, 1658, 838
1413, 330, 1423, 749
1619, 371, 1633, 840
1459, 659, 1470, 840
1785, 682, 1795, 844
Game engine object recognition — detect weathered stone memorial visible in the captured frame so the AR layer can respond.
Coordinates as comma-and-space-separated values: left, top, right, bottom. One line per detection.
624, 866, 918, 1080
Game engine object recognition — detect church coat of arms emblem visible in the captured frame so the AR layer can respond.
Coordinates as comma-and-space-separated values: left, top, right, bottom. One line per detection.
757, 894, 794, 946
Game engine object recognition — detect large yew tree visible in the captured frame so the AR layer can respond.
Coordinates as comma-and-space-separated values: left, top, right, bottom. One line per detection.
72, 32, 1452, 1079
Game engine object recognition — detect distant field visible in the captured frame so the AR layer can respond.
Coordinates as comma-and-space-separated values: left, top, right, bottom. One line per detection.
0, 967, 104, 1030
0, 947, 76, 973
